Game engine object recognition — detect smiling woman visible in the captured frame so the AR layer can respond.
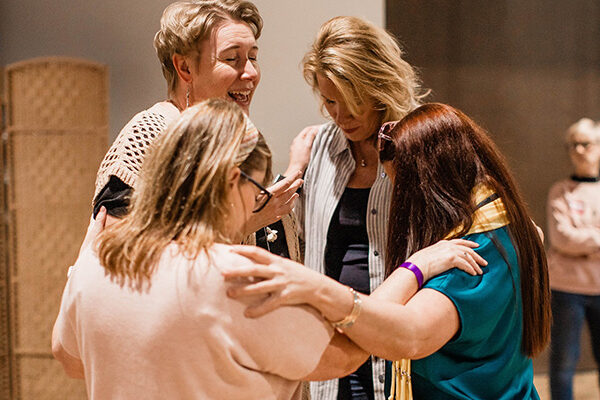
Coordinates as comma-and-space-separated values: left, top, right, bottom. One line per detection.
171, 18, 261, 114
91, 0, 308, 265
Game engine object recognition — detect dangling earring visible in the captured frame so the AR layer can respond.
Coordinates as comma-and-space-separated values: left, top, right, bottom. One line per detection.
185, 86, 190, 108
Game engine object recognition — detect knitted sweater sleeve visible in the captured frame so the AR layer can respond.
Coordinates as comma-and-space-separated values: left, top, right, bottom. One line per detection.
93, 102, 180, 204
547, 181, 600, 256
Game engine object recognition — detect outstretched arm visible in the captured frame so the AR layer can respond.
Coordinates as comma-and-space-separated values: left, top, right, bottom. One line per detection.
224, 240, 485, 361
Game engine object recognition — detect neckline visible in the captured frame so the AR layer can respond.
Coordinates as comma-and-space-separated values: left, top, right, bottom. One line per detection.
571, 175, 600, 183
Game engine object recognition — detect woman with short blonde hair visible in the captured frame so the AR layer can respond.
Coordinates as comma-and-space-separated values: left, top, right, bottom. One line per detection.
94, 0, 307, 273
547, 118, 600, 399
154, 0, 262, 96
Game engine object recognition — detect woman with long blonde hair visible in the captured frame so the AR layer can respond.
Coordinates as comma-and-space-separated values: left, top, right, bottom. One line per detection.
52, 99, 333, 399
295, 16, 427, 399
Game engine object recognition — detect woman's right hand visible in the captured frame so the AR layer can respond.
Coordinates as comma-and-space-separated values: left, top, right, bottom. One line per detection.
243, 171, 303, 234
406, 239, 487, 282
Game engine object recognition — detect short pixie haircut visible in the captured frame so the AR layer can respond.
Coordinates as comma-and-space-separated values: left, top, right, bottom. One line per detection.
154, 0, 263, 93
565, 118, 600, 143
303, 16, 427, 123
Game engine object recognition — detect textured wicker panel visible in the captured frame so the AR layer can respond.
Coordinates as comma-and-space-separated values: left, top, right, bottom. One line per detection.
4, 57, 108, 399
10, 204, 90, 351
6, 130, 105, 206
16, 357, 86, 399
5, 58, 108, 130
0, 67, 12, 399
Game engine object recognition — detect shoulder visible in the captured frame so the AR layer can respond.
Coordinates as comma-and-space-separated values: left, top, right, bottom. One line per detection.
548, 179, 572, 198
206, 243, 256, 272
312, 122, 341, 148
125, 101, 179, 133
427, 227, 516, 292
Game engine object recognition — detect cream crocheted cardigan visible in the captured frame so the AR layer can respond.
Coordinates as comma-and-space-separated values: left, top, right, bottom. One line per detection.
94, 101, 301, 262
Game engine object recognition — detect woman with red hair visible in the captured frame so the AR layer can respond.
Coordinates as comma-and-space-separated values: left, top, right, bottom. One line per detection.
226, 103, 550, 399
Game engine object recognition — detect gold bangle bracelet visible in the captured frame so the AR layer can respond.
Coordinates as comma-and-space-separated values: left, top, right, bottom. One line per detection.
330, 287, 362, 332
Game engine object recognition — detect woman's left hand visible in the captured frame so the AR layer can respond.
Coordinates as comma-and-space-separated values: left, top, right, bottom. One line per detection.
406, 239, 487, 282
223, 245, 325, 317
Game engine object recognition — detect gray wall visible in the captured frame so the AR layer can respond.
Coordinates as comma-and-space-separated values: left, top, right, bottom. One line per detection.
0, 0, 384, 173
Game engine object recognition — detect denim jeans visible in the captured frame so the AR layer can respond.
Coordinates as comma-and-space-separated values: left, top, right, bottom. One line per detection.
550, 290, 600, 400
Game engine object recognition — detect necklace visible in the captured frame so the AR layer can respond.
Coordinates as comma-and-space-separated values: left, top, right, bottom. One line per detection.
352, 144, 368, 167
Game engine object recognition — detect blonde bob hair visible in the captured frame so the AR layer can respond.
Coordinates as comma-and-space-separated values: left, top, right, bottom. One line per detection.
303, 16, 427, 123
154, 0, 263, 93
565, 118, 600, 143
97, 99, 272, 284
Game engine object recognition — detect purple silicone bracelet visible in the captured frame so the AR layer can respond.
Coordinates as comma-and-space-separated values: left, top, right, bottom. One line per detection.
399, 262, 424, 289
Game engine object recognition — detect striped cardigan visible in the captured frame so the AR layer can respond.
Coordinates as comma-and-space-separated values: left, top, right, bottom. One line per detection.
296, 122, 392, 400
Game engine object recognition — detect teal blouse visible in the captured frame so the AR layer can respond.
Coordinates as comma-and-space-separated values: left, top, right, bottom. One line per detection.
397, 227, 539, 399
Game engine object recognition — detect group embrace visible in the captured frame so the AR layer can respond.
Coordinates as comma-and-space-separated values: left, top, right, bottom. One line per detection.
52, 1, 551, 399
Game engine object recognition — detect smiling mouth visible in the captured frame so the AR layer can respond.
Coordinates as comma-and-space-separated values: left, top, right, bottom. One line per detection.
228, 90, 251, 104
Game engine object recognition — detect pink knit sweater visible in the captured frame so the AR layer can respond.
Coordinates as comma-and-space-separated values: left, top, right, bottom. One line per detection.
547, 178, 600, 295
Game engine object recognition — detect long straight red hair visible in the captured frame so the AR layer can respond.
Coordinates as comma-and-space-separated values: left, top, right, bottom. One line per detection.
380, 103, 551, 357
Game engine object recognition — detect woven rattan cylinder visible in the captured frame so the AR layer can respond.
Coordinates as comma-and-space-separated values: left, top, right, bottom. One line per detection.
3, 57, 108, 399
0, 65, 11, 400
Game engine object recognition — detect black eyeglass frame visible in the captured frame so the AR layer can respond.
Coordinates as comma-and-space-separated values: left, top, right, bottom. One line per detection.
240, 170, 273, 213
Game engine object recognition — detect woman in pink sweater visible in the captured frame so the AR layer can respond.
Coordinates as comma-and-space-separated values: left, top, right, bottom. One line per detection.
547, 118, 600, 400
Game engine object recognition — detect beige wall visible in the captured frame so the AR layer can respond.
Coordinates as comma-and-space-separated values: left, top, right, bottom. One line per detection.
0, 0, 385, 173
250, 0, 385, 172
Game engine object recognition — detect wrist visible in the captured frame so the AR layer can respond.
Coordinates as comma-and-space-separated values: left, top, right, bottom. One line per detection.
328, 287, 362, 333
284, 164, 305, 177
244, 214, 269, 236
313, 277, 354, 322
398, 261, 424, 289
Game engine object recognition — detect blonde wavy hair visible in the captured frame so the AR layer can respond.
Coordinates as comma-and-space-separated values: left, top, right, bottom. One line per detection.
154, 0, 263, 93
303, 16, 427, 123
97, 99, 271, 284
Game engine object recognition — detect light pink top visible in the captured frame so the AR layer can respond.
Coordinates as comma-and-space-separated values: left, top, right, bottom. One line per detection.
54, 243, 333, 399
547, 178, 600, 295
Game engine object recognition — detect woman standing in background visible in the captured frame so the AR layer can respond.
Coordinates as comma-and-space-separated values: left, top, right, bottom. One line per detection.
547, 118, 600, 400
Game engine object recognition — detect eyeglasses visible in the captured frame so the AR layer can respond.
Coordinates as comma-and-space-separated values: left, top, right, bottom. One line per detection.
240, 171, 273, 213
377, 121, 398, 163
566, 141, 599, 151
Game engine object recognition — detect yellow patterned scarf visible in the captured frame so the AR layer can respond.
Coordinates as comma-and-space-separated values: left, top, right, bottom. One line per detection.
388, 185, 509, 400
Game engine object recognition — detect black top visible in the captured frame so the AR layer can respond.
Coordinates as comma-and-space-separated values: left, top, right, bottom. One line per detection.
92, 174, 291, 259
571, 175, 600, 182
325, 187, 371, 294
325, 187, 374, 400
93, 175, 132, 218
255, 219, 290, 259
